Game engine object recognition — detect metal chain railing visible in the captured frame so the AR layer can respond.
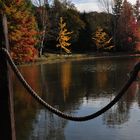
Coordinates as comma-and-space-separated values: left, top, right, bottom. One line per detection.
1, 48, 140, 121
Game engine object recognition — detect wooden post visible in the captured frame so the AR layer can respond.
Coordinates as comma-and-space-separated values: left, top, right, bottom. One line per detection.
0, 13, 16, 140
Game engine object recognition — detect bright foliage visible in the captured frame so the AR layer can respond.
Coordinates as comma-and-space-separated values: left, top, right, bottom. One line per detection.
116, 0, 139, 51
93, 27, 113, 51
4, 0, 38, 63
57, 17, 73, 54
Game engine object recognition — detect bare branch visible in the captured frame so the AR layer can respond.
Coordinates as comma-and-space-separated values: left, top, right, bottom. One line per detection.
98, 0, 114, 13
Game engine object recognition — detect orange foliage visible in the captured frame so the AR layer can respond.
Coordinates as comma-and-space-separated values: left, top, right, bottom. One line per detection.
4, 0, 38, 63
61, 62, 72, 101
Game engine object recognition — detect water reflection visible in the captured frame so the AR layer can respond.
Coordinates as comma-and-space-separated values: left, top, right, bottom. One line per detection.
13, 65, 42, 140
29, 110, 66, 140
61, 62, 72, 102
103, 82, 140, 127
13, 57, 140, 140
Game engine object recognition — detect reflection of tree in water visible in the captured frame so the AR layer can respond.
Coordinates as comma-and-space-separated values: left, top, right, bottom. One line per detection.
61, 62, 71, 102
138, 89, 140, 108
14, 65, 68, 140
27, 63, 69, 140
82, 60, 121, 107
103, 101, 129, 127
29, 109, 66, 140
13, 65, 42, 140
40, 58, 140, 129
103, 82, 140, 127
13, 58, 140, 139
41, 61, 85, 111
134, 82, 140, 108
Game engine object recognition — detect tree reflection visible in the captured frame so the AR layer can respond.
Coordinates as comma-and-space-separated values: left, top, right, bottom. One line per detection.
83, 60, 118, 99
61, 62, 72, 102
103, 82, 140, 127
29, 109, 66, 140
13, 65, 42, 140
13, 58, 140, 140
103, 101, 129, 127
96, 62, 109, 89
14, 65, 68, 140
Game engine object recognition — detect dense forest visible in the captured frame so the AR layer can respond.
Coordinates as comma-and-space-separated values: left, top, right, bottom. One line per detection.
1, 0, 140, 63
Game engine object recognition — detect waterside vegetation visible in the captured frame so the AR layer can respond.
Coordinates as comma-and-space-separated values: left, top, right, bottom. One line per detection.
1, 0, 140, 64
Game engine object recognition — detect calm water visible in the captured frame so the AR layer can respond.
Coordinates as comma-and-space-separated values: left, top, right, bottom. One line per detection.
13, 57, 140, 140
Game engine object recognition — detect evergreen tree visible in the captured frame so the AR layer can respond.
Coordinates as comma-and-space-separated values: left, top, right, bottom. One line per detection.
112, 0, 123, 51
113, 0, 123, 16
78, 12, 93, 52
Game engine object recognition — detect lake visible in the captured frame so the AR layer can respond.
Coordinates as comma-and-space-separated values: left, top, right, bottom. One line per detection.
13, 57, 140, 140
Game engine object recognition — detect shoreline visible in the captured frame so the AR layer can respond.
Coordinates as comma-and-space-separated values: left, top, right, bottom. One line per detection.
19, 53, 140, 66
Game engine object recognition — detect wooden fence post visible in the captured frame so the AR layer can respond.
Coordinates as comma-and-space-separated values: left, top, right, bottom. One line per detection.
0, 13, 16, 140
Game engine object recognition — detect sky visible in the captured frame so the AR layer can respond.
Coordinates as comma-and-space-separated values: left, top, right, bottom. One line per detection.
72, 0, 137, 12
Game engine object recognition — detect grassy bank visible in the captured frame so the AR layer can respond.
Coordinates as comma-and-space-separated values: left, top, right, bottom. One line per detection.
20, 52, 140, 66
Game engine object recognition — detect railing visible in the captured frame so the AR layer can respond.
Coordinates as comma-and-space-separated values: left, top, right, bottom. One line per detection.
0, 13, 140, 140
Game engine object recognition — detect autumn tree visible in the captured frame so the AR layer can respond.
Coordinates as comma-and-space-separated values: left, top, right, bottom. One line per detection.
133, 0, 140, 51
57, 17, 73, 54
92, 27, 113, 51
116, 0, 137, 51
4, 0, 38, 63
44, 0, 84, 51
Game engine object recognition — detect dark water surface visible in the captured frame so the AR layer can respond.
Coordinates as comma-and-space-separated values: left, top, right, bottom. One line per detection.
13, 57, 140, 140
